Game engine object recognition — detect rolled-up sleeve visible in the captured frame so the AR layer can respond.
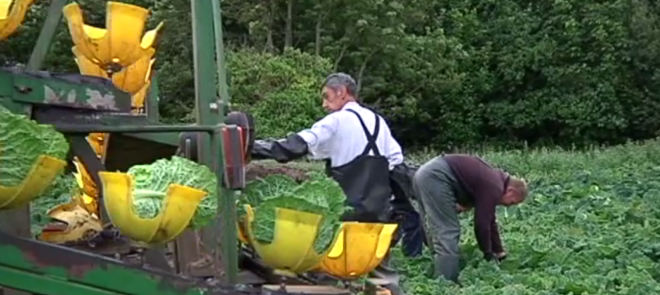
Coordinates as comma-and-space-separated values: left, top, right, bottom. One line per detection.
297, 114, 339, 159
386, 136, 403, 169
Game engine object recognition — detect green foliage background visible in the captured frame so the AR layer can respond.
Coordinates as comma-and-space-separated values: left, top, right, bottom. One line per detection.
4, 0, 660, 150
7, 1, 660, 292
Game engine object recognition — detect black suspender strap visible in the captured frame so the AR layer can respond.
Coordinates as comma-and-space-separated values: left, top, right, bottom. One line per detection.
345, 109, 381, 157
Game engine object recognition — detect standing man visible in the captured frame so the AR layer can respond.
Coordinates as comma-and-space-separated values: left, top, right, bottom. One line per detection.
251, 73, 406, 295
412, 154, 528, 283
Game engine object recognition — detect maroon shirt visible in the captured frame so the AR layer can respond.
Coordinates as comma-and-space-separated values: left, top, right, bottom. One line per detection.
444, 154, 509, 257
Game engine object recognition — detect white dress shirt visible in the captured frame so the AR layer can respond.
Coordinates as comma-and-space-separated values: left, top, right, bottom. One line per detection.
297, 102, 403, 169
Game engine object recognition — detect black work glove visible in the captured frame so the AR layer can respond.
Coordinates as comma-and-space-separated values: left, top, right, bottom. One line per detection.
250, 135, 309, 163
251, 139, 275, 160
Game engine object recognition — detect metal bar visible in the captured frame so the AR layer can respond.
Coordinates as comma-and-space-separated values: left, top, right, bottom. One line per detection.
211, 0, 238, 284
219, 128, 238, 283
211, 0, 231, 112
208, 130, 220, 256
143, 246, 173, 273
68, 136, 109, 222
146, 74, 160, 121
191, 0, 219, 153
212, 129, 237, 283
0, 266, 116, 295
54, 125, 220, 133
26, 0, 68, 71
191, 0, 226, 281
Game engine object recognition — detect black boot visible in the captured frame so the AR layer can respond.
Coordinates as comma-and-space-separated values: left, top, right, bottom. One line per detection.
383, 283, 405, 295
433, 255, 461, 283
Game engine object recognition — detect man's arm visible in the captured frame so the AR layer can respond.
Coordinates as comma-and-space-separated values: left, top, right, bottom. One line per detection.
251, 114, 338, 163
297, 114, 339, 159
491, 215, 504, 254
473, 189, 498, 260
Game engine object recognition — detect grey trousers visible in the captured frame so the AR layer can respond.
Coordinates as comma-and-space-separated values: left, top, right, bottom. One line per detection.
412, 156, 461, 282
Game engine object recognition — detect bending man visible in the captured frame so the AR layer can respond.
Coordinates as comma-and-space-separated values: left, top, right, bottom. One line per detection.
251, 73, 406, 295
412, 154, 528, 283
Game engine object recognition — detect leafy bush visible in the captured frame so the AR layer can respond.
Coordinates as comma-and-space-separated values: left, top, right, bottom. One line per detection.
6, 0, 660, 149
227, 48, 332, 138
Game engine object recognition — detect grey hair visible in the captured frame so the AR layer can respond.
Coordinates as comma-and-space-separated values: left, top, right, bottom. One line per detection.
324, 72, 358, 97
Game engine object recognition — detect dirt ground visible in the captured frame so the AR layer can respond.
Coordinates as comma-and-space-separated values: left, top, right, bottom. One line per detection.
245, 160, 321, 183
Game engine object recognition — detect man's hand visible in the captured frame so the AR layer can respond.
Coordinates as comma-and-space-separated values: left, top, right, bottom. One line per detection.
456, 204, 472, 213
495, 251, 507, 262
484, 251, 507, 263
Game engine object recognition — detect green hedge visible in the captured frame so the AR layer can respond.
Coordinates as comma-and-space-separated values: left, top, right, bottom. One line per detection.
3, 0, 660, 149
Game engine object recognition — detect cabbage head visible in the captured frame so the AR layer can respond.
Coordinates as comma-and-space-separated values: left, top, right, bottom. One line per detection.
249, 173, 349, 254
0, 106, 69, 187
126, 156, 218, 228
237, 174, 298, 219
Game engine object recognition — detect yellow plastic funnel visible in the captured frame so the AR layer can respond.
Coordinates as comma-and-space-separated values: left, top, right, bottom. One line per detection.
0, 0, 35, 41
73, 47, 156, 94
0, 155, 66, 209
131, 80, 151, 112
237, 217, 249, 244
66, 133, 106, 216
63, 1, 163, 68
38, 200, 103, 244
246, 205, 339, 276
319, 222, 398, 279
99, 172, 205, 244
72, 161, 99, 215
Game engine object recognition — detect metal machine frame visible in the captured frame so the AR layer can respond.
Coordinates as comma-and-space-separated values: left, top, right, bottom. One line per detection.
0, 1, 397, 294
0, 0, 244, 293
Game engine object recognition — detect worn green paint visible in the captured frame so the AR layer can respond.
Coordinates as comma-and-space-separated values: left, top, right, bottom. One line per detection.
0, 245, 209, 295
0, 0, 240, 289
0, 266, 116, 295
191, 0, 218, 161
0, 69, 132, 112
0, 97, 25, 114
146, 74, 160, 121
190, 0, 238, 283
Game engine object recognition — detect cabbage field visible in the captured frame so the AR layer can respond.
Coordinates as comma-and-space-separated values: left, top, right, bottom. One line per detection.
395, 141, 660, 294
31, 140, 660, 294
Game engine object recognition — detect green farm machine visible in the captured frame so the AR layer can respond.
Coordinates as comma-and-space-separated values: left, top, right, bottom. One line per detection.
0, 1, 398, 294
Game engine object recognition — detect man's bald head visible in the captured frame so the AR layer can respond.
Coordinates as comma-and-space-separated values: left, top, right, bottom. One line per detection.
501, 176, 528, 206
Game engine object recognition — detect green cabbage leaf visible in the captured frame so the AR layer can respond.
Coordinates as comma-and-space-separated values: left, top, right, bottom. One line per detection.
244, 172, 349, 254
0, 105, 69, 187
126, 156, 218, 228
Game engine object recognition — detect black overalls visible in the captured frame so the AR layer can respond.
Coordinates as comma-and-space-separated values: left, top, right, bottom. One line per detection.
325, 109, 392, 223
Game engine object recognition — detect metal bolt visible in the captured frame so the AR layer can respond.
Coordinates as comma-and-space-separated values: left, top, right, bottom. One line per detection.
209, 102, 219, 110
